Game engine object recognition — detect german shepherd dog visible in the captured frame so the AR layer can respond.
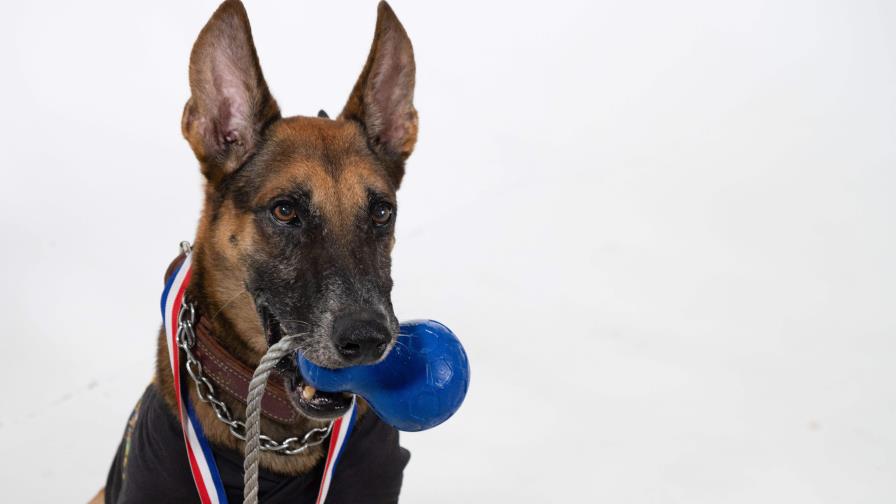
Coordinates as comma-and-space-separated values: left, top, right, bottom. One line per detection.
97, 1, 417, 502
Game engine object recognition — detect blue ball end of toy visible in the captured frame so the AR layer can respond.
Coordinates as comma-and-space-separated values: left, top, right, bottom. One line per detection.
296, 320, 470, 432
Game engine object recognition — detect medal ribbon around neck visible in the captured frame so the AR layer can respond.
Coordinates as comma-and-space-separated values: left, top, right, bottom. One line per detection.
161, 248, 357, 504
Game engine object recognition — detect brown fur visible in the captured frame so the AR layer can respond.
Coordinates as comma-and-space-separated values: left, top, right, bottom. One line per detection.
97, 0, 417, 497
152, 119, 386, 475
157, 0, 413, 479
88, 489, 104, 504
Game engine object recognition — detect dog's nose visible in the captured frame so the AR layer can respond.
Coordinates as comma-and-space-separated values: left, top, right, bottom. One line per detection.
332, 315, 391, 365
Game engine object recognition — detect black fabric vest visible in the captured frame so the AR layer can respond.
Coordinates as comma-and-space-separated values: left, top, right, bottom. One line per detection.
104, 384, 409, 503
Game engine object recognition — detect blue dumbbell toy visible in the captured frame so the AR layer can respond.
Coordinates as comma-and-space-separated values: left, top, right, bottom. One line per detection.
296, 320, 470, 432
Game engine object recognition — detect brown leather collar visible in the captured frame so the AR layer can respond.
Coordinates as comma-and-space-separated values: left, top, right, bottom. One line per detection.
193, 317, 303, 424
166, 253, 303, 425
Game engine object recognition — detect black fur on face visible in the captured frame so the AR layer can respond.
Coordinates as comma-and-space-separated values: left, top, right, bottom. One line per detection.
182, 0, 417, 376
212, 117, 402, 368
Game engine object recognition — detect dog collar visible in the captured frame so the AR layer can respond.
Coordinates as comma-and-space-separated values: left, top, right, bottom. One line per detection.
165, 253, 303, 425
162, 243, 357, 504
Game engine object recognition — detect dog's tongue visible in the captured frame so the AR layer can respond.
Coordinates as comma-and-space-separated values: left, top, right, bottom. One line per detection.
296, 320, 470, 432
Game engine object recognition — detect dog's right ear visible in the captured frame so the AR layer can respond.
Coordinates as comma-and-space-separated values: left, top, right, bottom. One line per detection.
182, 0, 280, 185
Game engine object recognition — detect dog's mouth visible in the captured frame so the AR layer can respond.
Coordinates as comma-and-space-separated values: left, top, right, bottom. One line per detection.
285, 372, 353, 421
258, 303, 353, 420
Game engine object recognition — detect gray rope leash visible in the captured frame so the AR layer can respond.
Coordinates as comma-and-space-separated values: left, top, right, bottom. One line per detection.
243, 335, 302, 504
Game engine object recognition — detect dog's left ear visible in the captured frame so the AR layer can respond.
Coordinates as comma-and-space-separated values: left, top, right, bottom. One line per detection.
182, 0, 281, 185
341, 1, 417, 188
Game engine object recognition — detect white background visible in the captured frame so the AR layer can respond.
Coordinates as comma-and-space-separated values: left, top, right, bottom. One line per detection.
1, 0, 894, 502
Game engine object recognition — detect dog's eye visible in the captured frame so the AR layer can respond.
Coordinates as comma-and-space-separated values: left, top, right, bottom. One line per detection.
271, 202, 299, 225
371, 202, 394, 227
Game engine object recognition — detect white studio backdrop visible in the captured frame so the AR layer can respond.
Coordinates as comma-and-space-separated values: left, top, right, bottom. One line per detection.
1, 0, 894, 502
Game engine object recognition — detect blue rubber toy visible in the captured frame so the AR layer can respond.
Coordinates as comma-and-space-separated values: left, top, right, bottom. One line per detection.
296, 320, 470, 432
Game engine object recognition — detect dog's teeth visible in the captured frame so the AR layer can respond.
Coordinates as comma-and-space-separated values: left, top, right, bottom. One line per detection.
302, 385, 316, 401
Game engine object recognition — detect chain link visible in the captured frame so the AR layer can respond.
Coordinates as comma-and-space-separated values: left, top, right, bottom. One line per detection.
176, 295, 333, 455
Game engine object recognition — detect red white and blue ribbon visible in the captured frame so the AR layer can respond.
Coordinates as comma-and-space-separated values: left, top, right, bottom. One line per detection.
315, 401, 357, 504
161, 249, 357, 503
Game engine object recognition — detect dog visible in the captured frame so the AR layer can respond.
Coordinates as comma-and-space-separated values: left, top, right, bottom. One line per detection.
95, 1, 418, 502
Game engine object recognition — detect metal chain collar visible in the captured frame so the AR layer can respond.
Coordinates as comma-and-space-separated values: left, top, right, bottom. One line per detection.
175, 295, 333, 456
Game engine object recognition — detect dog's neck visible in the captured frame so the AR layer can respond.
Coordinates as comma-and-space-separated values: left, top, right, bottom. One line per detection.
153, 242, 329, 476
189, 241, 269, 366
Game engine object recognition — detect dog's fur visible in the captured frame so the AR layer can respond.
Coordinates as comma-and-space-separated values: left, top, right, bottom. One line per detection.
96, 1, 417, 499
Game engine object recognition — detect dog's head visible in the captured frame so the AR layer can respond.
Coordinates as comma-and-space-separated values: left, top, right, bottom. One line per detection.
182, 0, 416, 416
